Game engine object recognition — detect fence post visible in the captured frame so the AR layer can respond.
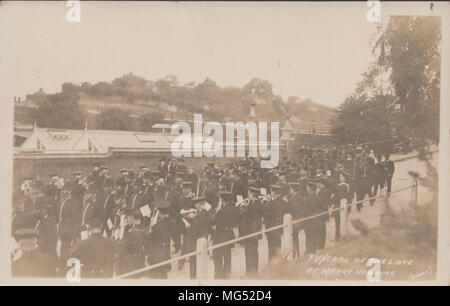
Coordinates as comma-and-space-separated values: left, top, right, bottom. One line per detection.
196, 237, 209, 279
282, 213, 293, 261
298, 229, 306, 260
259, 224, 269, 272
340, 198, 348, 239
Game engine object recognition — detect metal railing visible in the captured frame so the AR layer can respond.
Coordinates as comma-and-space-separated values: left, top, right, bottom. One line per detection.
114, 181, 419, 279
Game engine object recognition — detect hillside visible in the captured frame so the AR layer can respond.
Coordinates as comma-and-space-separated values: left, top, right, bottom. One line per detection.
14, 73, 335, 131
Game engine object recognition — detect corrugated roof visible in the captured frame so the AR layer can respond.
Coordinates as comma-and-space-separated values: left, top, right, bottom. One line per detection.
74, 130, 173, 153
18, 127, 286, 155
19, 128, 175, 153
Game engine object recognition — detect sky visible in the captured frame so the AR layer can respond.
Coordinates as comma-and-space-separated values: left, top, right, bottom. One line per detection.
0, 2, 383, 108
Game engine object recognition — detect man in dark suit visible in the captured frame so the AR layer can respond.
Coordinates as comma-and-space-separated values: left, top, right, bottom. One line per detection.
212, 191, 241, 279
263, 185, 287, 261
182, 196, 213, 279
116, 208, 149, 278
148, 200, 173, 279
98, 177, 115, 237
57, 183, 83, 276
384, 153, 395, 198
285, 182, 306, 259
239, 187, 263, 277
333, 174, 350, 242
304, 182, 319, 254
71, 218, 116, 278
371, 155, 386, 201
230, 171, 247, 200
35, 202, 58, 258
315, 179, 331, 250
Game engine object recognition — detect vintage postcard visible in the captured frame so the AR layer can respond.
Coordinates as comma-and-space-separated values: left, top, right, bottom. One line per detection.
0, 1, 448, 287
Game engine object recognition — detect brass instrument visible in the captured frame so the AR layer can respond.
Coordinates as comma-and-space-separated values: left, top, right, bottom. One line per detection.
235, 198, 250, 208
259, 194, 273, 205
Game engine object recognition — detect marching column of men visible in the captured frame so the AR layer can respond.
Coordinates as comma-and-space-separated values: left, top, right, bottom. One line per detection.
11, 144, 395, 279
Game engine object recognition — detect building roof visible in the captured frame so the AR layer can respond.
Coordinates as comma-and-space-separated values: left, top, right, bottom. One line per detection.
152, 123, 172, 130
282, 117, 332, 135
73, 129, 173, 153
20, 128, 85, 152
17, 124, 288, 156
19, 127, 174, 154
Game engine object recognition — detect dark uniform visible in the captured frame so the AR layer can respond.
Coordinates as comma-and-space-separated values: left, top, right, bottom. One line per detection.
58, 193, 83, 274
334, 181, 350, 241
285, 183, 306, 258
12, 222, 56, 278
384, 155, 395, 197
99, 189, 115, 237
71, 224, 116, 279
238, 187, 263, 277
35, 207, 58, 257
212, 192, 240, 279
202, 179, 220, 209
148, 200, 173, 279
304, 183, 319, 254
371, 158, 386, 199
183, 197, 213, 279
166, 183, 183, 252
354, 156, 372, 211
263, 185, 287, 261
230, 176, 247, 200
116, 224, 149, 278
315, 181, 331, 250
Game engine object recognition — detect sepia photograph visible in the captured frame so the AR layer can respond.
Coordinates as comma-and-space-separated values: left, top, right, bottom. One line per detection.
0, 1, 448, 287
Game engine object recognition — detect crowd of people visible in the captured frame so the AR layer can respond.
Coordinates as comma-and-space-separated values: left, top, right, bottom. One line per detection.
11, 144, 395, 279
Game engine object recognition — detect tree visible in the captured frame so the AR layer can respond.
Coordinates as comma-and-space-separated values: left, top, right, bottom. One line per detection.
31, 92, 85, 129
62, 82, 79, 95
96, 108, 132, 131
87, 82, 114, 98
242, 78, 274, 100
332, 94, 395, 144
333, 16, 441, 144
373, 16, 441, 141
138, 112, 165, 131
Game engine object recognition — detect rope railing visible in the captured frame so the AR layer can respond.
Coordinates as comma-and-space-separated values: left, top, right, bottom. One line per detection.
114, 182, 418, 279
114, 250, 200, 279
